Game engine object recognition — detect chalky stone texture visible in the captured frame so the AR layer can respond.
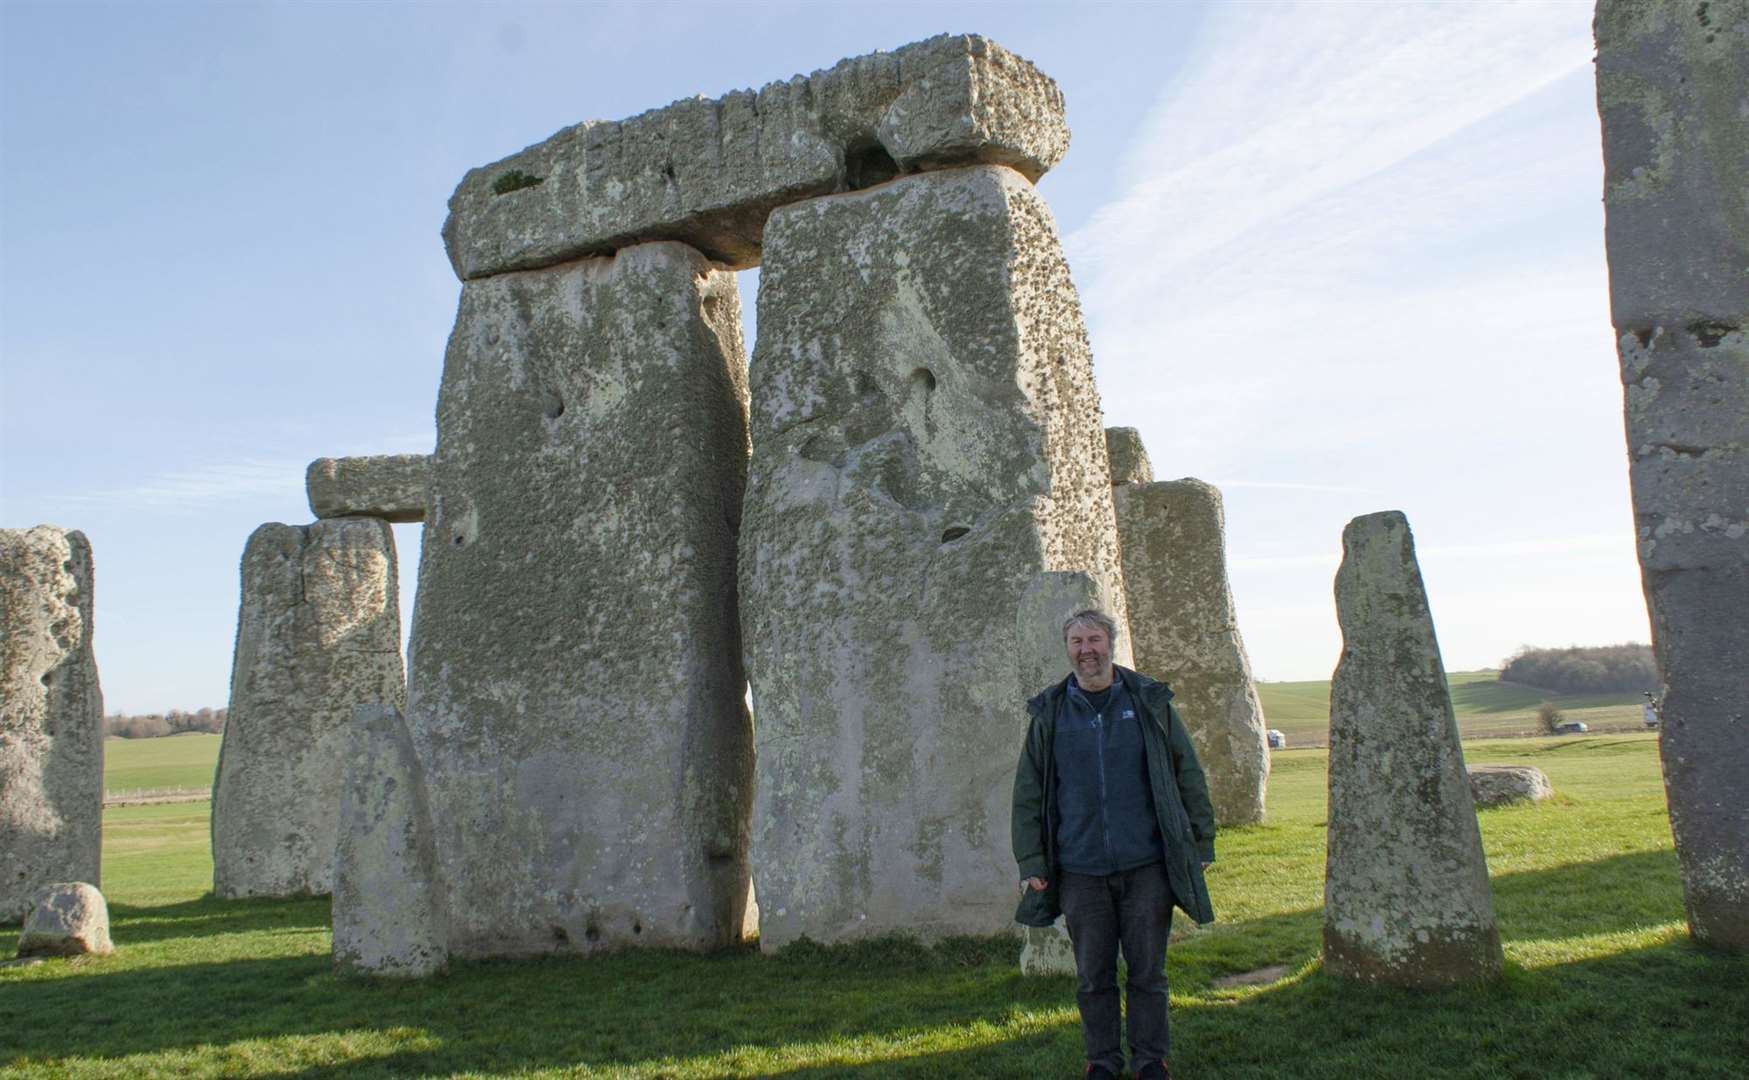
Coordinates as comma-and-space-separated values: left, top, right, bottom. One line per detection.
406, 241, 753, 958
1014, 572, 1131, 977
1467, 765, 1553, 809
1596, 0, 1749, 951
333, 705, 447, 978
443, 34, 1068, 278
0, 527, 103, 923
1104, 427, 1154, 486
1114, 478, 1268, 826
307, 454, 431, 523
1324, 511, 1502, 986
742, 165, 1128, 948
213, 518, 405, 899
15, 882, 112, 957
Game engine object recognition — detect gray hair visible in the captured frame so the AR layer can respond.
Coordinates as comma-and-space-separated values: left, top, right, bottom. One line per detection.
1062, 608, 1119, 643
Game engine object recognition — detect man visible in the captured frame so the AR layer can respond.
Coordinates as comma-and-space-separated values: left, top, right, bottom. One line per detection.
1013, 608, 1216, 1080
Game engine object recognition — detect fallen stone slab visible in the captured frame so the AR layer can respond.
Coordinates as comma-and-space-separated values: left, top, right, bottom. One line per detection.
741, 165, 1128, 949
1468, 765, 1553, 808
333, 705, 448, 978
213, 517, 406, 899
406, 240, 754, 958
1114, 475, 1269, 826
1597, 0, 1749, 952
0, 527, 103, 922
1324, 511, 1502, 987
443, 34, 1069, 278
307, 454, 431, 523
1211, 963, 1293, 990
15, 882, 112, 958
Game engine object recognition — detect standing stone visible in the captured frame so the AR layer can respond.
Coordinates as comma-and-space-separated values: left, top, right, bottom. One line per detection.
405, 240, 753, 958
1104, 427, 1154, 486
1112, 467, 1269, 827
1014, 572, 1132, 976
443, 35, 1068, 277
1324, 511, 1502, 986
1596, 0, 1749, 951
0, 527, 103, 922
333, 705, 447, 978
741, 164, 1129, 949
307, 454, 431, 523
15, 882, 112, 957
213, 517, 405, 898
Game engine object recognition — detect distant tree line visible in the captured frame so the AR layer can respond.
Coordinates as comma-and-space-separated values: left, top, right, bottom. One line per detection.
105, 708, 226, 739
1499, 643, 1658, 694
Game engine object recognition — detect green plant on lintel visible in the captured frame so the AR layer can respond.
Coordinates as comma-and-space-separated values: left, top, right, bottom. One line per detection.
491, 169, 544, 196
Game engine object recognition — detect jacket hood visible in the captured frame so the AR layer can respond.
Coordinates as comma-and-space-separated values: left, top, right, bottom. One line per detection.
1027, 665, 1173, 716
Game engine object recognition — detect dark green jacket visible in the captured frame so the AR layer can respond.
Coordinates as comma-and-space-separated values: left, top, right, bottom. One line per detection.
1012, 665, 1217, 927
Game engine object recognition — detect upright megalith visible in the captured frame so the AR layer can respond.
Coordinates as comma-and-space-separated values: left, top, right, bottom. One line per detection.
307, 454, 431, 523
333, 705, 447, 978
0, 527, 103, 922
443, 34, 1068, 278
213, 517, 405, 898
1324, 511, 1502, 987
1111, 462, 1268, 827
405, 240, 753, 958
1596, 0, 1749, 951
1104, 427, 1154, 486
741, 163, 1128, 948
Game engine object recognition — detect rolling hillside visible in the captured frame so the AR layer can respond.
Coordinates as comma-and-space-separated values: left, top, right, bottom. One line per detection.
1256, 670, 1646, 747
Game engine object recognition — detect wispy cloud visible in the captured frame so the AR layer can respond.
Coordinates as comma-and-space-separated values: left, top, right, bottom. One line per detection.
55, 458, 306, 511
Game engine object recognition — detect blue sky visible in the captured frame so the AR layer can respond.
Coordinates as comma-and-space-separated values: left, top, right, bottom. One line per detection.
0, 1, 1644, 713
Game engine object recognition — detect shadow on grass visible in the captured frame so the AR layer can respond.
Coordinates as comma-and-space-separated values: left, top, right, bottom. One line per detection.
0, 853, 1737, 1079
105, 894, 331, 946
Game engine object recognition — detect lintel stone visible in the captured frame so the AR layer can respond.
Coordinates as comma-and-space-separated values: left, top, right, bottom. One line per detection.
307, 455, 431, 523
442, 34, 1069, 278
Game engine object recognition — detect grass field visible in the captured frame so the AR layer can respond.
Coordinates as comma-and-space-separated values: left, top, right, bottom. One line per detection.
8, 732, 1745, 1078
103, 733, 221, 797
1257, 670, 1646, 747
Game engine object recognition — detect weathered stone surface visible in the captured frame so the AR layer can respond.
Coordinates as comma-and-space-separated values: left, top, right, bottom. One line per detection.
443, 34, 1068, 279
1104, 427, 1153, 486
213, 517, 405, 899
1597, 0, 1749, 951
1014, 571, 1132, 976
406, 240, 753, 958
1114, 478, 1268, 826
741, 165, 1127, 949
15, 882, 112, 957
1324, 511, 1502, 986
1468, 765, 1554, 808
307, 455, 431, 523
0, 527, 103, 923
333, 704, 447, 978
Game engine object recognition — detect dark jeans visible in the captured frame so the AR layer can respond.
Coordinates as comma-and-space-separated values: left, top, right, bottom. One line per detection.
1060, 863, 1174, 1073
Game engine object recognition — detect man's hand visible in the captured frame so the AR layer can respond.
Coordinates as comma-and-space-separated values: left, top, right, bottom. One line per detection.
1021, 876, 1048, 892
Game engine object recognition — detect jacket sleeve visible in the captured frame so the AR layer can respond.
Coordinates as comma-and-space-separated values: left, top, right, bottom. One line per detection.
1165, 700, 1217, 864
1011, 719, 1049, 881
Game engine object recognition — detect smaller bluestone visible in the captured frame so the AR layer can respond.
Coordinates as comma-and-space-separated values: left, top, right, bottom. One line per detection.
306, 454, 431, 523
1324, 511, 1502, 987
333, 704, 448, 978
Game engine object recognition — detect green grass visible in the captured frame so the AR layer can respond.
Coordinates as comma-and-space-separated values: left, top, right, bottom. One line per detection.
4, 733, 1744, 1077
104, 734, 220, 796
1257, 670, 1647, 747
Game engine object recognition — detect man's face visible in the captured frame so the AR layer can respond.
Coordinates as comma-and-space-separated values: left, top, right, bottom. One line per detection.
1065, 623, 1112, 685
